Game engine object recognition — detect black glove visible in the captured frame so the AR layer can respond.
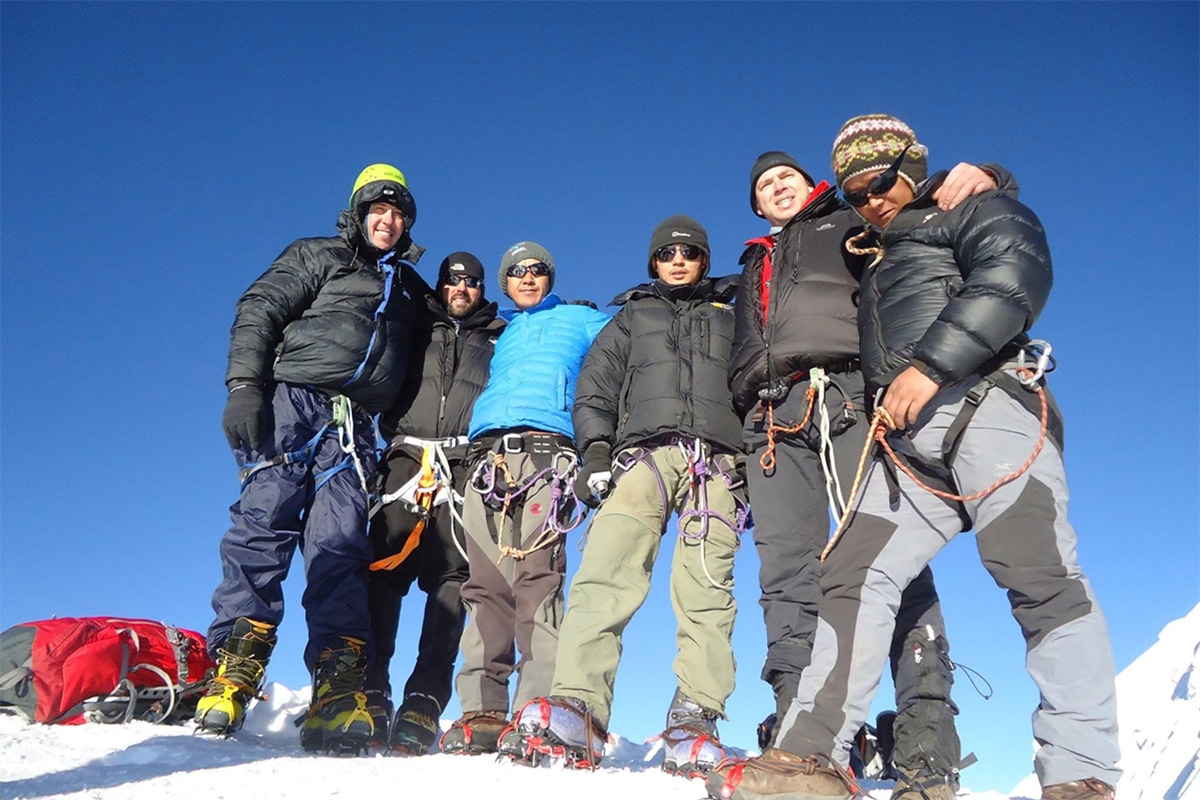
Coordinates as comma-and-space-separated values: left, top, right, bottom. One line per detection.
222, 383, 267, 451
575, 441, 613, 508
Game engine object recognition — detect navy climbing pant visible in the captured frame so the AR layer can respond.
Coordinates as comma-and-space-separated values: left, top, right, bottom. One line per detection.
207, 382, 377, 671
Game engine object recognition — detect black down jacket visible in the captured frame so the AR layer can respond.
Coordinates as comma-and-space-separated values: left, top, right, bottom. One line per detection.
573, 276, 743, 455
859, 170, 1049, 388
225, 209, 422, 414
379, 290, 505, 452
728, 186, 868, 418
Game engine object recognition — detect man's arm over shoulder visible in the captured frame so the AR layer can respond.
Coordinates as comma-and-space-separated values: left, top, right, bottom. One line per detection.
225, 239, 326, 387
912, 194, 1052, 383
572, 311, 630, 451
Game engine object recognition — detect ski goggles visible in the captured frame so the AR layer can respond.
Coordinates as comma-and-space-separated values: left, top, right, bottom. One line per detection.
654, 244, 704, 262
505, 262, 552, 279
444, 275, 482, 289
842, 145, 913, 208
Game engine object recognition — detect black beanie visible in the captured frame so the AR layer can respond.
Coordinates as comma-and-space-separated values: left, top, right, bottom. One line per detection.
438, 251, 485, 289
749, 151, 815, 215
647, 215, 710, 279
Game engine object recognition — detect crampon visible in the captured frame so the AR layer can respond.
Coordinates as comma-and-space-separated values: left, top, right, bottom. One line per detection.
499, 696, 608, 769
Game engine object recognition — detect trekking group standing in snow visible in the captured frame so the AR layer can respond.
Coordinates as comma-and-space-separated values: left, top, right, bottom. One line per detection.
196, 115, 1121, 800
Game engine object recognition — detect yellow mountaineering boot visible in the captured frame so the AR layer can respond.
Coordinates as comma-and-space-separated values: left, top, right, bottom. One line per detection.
300, 636, 374, 755
194, 618, 276, 735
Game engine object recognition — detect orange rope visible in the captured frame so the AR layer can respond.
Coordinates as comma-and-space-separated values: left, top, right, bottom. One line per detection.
758, 384, 818, 472
822, 369, 1049, 562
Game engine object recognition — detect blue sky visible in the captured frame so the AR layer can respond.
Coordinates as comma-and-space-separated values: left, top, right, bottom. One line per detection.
2, 2, 1196, 791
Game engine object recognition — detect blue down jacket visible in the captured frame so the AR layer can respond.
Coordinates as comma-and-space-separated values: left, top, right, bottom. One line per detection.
468, 293, 610, 441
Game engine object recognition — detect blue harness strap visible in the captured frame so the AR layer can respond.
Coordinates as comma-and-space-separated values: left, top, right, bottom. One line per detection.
238, 424, 335, 486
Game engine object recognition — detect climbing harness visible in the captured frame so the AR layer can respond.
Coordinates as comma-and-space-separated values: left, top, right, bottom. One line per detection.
237, 393, 373, 500
823, 359, 1052, 562
369, 435, 470, 571
613, 437, 750, 592
468, 433, 584, 562
758, 367, 858, 521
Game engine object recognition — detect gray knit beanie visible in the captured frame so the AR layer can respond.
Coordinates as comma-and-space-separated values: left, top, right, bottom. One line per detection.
498, 241, 555, 297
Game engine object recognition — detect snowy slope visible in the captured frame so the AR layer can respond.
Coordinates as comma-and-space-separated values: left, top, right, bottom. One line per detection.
3, 606, 1197, 800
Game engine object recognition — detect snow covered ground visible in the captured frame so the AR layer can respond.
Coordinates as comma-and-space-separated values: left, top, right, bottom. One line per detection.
2, 605, 1196, 800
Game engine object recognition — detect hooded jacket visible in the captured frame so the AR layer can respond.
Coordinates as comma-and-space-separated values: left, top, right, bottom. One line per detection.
728, 185, 868, 418
573, 277, 743, 455
225, 209, 423, 414
379, 290, 505, 450
857, 168, 1045, 388
467, 293, 611, 441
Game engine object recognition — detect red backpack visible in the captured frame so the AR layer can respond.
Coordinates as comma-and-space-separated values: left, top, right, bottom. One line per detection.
0, 617, 215, 725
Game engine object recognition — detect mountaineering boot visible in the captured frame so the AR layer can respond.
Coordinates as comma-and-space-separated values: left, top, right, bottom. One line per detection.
194, 617, 276, 735
503, 695, 607, 768
757, 712, 778, 752
299, 636, 374, 755
439, 710, 509, 755
758, 671, 799, 751
1040, 779, 1115, 800
705, 749, 860, 800
363, 689, 393, 747
661, 687, 728, 779
892, 766, 960, 800
388, 692, 441, 755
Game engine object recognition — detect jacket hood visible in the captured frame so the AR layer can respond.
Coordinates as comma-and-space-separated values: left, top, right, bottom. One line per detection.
611, 275, 739, 307
336, 208, 425, 264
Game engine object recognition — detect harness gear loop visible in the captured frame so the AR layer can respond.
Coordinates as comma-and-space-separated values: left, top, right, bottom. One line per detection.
759, 381, 818, 472
822, 366, 1050, 562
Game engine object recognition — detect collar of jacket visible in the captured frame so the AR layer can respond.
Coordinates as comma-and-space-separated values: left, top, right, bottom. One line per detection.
335, 208, 425, 265
611, 276, 738, 307
499, 292, 564, 322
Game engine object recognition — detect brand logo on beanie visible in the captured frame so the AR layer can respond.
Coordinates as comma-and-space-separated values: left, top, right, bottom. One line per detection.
671, 231, 692, 238
450, 263, 466, 272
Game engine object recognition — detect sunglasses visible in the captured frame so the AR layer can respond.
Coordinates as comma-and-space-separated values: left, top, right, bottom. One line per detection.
506, 262, 551, 279
842, 145, 913, 208
444, 275, 482, 289
654, 244, 704, 262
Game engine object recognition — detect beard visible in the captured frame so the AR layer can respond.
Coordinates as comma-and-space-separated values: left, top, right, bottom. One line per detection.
446, 294, 479, 319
